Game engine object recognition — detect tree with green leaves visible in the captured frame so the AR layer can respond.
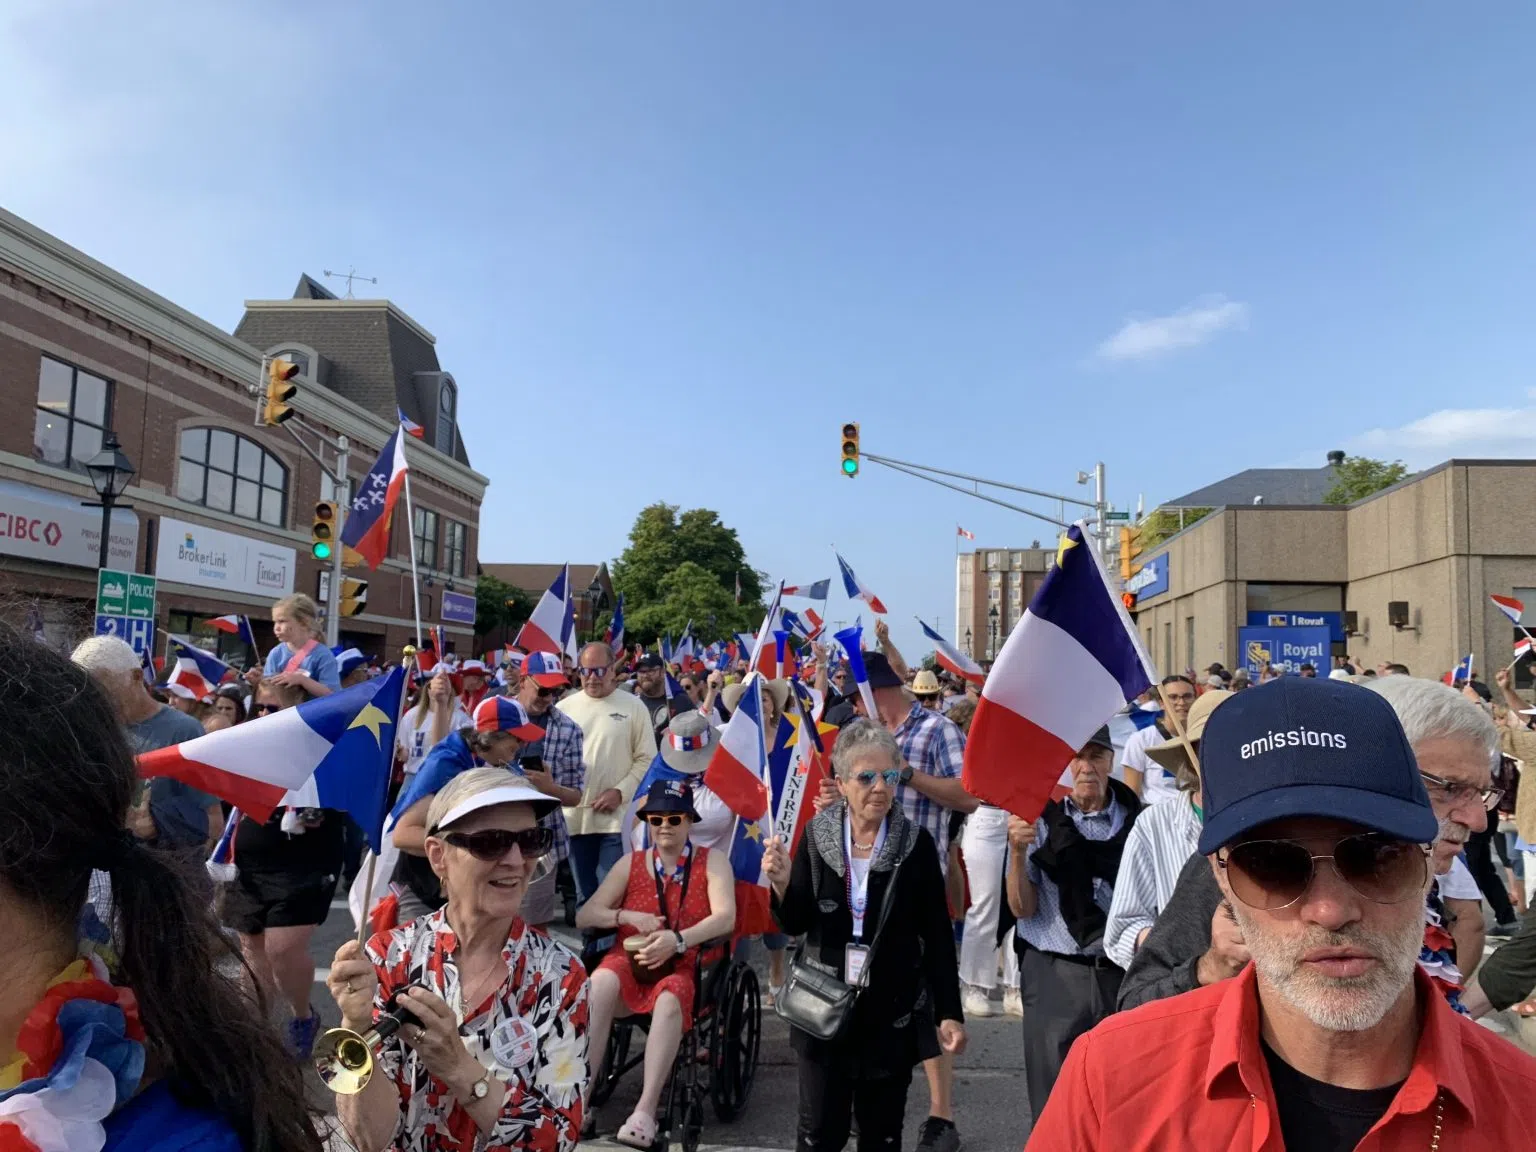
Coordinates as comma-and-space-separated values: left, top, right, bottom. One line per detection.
1137, 506, 1214, 550
610, 503, 765, 645
1323, 456, 1410, 505
475, 573, 534, 646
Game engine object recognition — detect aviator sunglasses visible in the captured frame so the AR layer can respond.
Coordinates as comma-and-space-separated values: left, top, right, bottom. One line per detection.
853, 768, 902, 788
1218, 832, 1429, 911
645, 814, 687, 828
439, 827, 553, 862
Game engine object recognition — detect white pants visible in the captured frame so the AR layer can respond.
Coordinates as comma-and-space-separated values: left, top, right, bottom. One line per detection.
959, 805, 1019, 991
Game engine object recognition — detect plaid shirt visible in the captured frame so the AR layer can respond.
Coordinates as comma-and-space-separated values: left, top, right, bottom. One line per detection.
523, 708, 585, 863
893, 701, 966, 860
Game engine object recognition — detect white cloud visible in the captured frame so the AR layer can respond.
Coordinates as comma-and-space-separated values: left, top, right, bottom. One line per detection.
1094, 296, 1248, 362
1347, 402, 1536, 466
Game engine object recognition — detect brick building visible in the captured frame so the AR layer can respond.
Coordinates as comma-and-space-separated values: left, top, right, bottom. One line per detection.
955, 544, 1054, 662
0, 207, 487, 664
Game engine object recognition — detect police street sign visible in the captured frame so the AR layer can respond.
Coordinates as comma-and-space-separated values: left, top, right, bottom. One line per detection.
96, 568, 157, 618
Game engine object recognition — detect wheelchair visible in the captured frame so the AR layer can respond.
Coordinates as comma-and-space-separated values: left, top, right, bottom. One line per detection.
582, 930, 762, 1152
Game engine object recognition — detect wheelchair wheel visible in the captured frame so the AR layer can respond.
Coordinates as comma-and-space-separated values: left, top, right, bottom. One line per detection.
589, 1024, 630, 1108
710, 962, 761, 1122
667, 1029, 704, 1152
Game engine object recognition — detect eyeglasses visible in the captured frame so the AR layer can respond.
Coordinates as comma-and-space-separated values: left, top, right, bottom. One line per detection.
852, 769, 902, 788
252, 702, 280, 715
1419, 770, 1503, 812
534, 685, 559, 698
440, 827, 553, 862
645, 814, 687, 827
577, 666, 609, 679
1218, 833, 1429, 910
1163, 692, 1196, 705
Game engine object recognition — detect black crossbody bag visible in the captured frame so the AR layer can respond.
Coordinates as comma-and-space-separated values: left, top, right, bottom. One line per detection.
774, 853, 903, 1041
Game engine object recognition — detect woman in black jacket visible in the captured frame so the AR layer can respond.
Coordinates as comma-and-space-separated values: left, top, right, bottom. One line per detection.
763, 721, 965, 1152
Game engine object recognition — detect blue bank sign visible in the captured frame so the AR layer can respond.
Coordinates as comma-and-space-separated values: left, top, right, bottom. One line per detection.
1245, 611, 1345, 644
1127, 554, 1170, 600
1238, 625, 1332, 676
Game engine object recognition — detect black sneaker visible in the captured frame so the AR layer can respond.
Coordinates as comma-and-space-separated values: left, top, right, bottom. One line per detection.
915, 1117, 960, 1152
1489, 921, 1518, 938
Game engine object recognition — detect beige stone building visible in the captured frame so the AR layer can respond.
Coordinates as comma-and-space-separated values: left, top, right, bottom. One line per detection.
1130, 459, 1536, 685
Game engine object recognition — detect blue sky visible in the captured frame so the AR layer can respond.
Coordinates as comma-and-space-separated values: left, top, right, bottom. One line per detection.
4, 1, 1536, 655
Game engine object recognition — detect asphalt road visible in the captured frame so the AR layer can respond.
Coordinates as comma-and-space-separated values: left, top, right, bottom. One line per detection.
308, 896, 1035, 1151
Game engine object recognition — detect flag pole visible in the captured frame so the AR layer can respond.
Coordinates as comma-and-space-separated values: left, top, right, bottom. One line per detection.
357, 651, 415, 944
1155, 681, 1201, 780
400, 466, 425, 649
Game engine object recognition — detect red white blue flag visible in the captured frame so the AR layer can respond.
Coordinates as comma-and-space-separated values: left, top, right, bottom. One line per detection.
963, 522, 1156, 821
836, 552, 887, 614
918, 618, 985, 686
783, 578, 831, 600
1491, 594, 1525, 625
515, 564, 578, 660
340, 428, 409, 570
203, 614, 258, 650
166, 638, 233, 687
606, 593, 625, 654
398, 407, 425, 438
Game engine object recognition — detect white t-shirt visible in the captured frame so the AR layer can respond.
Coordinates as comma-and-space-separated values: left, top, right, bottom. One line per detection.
397, 703, 471, 776
1121, 724, 1181, 806
1436, 856, 1481, 901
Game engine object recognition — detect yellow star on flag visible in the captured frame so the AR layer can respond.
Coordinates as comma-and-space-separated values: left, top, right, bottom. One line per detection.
743, 820, 764, 843
348, 702, 392, 746
1056, 533, 1078, 567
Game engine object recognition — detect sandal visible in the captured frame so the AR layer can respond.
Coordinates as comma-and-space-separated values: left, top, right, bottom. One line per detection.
616, 1109, 658, 1149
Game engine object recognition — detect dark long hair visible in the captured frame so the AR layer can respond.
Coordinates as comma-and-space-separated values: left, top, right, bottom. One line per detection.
0, 624, 322, 1151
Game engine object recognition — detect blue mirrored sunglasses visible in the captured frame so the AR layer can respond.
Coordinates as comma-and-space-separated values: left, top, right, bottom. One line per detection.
853, 769, 902, 787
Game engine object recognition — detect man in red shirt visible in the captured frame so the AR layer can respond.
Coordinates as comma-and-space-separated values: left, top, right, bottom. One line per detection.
1028, 676, 1536, 1150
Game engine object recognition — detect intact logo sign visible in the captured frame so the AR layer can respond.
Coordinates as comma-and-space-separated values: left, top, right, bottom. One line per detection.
1240, 728, 1348, 760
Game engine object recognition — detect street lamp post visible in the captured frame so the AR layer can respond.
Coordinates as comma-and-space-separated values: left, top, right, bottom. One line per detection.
82, 432, 136, 570
964, 627, 973, 657
988, 605, 999, 659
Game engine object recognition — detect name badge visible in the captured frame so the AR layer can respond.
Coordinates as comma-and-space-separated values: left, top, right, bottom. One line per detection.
490, 1015, 538, 1072
844, 944, 870, 987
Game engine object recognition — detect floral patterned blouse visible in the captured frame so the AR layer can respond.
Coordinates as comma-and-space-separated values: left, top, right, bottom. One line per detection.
364, 908, 589, 1152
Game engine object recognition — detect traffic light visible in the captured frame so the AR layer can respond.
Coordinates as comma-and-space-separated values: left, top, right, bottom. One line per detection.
1119, 525, 1143, 582
337, 577, 368, 617
262, 358, 300, 426
840, 422, 860, 477
1122, 591, 1138, 611
311, 501, 338, 561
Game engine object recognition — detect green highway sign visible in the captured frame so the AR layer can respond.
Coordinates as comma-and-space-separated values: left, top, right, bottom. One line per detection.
96, 568, 157, 619
1104, 511, 1131, 522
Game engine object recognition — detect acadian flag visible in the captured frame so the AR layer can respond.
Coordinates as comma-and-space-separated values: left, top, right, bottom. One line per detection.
746, 583, 785, 675
674, 622, 695, 669
515, 565, 578, 660
340, 428, 409, 570
705, 672, 770, 821
397, 408, 425, 438
1491, 594, 1525, 625
166, 638, 234, 687
782, 579, 831, 600
203, 614, 259, 650
771, 682, 829, 856
137, 668, 406, 850
917, 617, 985, 686
606, 594, 626, 654
1442, 654, 1474, 686
963, 522, 1157, 821
162, 656, 216, 702
836, 552, 887, 614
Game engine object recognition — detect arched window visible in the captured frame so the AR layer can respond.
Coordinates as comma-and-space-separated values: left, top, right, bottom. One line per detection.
269, 347, 311, 377
176, 428, 288, 527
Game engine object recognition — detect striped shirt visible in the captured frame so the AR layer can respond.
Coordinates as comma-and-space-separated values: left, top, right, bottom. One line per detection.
1104, 793, 1202, 970
892, 701, 966, 862
1014, 795, 1128, 958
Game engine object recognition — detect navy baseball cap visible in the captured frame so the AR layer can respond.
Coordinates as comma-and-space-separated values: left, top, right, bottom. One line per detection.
1196, 676, 1437, 855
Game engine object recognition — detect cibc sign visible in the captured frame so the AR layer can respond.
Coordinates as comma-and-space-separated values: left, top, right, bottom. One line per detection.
0, 478, 138, 569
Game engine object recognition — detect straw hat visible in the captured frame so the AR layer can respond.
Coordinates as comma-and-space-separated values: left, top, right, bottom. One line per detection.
1146, 690, 1233, 779
722, 677, 790, 717
911, 670, 942, 695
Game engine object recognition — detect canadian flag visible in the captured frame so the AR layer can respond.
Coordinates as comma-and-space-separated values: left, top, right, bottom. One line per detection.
957, 526, 975, 541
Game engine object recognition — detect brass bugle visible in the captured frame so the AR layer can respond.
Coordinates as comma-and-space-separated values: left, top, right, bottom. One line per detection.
314, 993, 423, 1094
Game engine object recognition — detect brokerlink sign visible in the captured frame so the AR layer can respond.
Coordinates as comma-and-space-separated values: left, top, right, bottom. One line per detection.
155, 516, 295, 598
1126, 554, 1170, 600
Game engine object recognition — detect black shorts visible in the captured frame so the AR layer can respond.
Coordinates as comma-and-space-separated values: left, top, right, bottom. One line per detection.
221, 869, 336, 935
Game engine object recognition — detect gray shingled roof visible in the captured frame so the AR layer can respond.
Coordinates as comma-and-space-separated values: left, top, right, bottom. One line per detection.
233, 289, 472, 468
1163, 465, 1340, 508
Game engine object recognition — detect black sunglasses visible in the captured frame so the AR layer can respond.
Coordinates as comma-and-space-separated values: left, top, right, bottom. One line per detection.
440, 827, 553, 862
533, 685, 559, 698
252, 702, 281, 715
644, 814, 686, 828
1218, 833, 1429, 911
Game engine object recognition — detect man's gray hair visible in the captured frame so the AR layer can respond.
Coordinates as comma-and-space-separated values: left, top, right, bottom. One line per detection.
830, 720, 902, 780
1366, 675, 1498, 768
70, 635, 141, 676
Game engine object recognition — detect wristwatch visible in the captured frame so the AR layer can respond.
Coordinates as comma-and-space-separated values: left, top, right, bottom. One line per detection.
466, 1073, 491, 1100
673, 931, 686, 955
899, 763, 914, 784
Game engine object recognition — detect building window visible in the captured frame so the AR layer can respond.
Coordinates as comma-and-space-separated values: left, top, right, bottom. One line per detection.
176, 428, 288, 526
1185, 616, 1196, 673
270, 348, 311, 377
443, 520, 467, 577
413, 506, 439, 568
33, 356, 112, 471
1163, 622, 1173, 677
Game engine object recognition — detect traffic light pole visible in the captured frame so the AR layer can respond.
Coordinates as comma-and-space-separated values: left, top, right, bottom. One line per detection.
328, 460, 349, 648
861, 451, 1097, 532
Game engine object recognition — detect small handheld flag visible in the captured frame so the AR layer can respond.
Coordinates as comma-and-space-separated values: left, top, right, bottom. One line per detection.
515, 564, 576, 660
166, 638, 233, 687
917, 617, 985, 686
705, 673, 770, 820
607, 593, 626, 654
204, 614, 259, 650
783, 579, 831, 600
1491, 594, 1525, 625
836, 552, 887, 614
963, 521, 1156, 822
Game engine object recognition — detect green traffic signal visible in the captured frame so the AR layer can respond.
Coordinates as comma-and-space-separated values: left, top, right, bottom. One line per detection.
842, 458, 859, 476
312, 541, 334, 561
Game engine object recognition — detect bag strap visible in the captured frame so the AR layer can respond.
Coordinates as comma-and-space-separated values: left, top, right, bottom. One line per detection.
849, 858, 904, 989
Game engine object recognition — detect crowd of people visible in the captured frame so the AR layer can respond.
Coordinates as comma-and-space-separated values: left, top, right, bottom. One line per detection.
8, 588, 1536, 1152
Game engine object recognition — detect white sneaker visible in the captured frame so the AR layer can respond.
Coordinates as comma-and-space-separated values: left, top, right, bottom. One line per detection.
962, 987, 993, 1018
1003, 988, 1023, 1018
